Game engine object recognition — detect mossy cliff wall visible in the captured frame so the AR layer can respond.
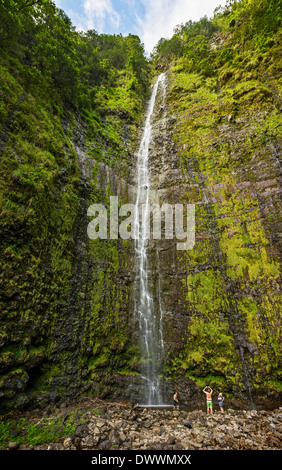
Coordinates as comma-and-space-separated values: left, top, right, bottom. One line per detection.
0, 60, 144, 411
153, 28, 281, 406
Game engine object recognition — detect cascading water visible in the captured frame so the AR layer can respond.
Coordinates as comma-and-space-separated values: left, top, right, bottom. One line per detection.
134, 73, 166, 405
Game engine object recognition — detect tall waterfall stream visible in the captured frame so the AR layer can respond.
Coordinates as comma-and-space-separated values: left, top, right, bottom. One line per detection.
134, 73, 166, 405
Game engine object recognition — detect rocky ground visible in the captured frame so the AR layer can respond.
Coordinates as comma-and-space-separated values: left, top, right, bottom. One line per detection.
5, 399, 281, 451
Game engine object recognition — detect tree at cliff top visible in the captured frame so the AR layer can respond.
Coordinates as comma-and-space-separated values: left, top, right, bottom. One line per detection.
152, 0, 281, 73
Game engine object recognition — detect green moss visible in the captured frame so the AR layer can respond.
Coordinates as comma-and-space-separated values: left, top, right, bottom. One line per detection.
0, 10, 148, 408
116, 368, 139, 376
88, 354, 109, 370
165, 14, 282, 396
183, 270, 226, 316
0, 411, 81, 449
95, 84, 143, 120
165, 316, 241, 390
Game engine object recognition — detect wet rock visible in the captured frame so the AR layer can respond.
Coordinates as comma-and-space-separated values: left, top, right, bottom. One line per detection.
13, 401, 282, 451
63, 437, 74, 450
98, 439, 113, 450
74, 423, 89, 438
81, 434, 99, 449
8, 441, 20, 450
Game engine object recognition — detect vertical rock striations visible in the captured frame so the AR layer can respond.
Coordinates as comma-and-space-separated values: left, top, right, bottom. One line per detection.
154, 52, 281, 407
0, 53, 145, 411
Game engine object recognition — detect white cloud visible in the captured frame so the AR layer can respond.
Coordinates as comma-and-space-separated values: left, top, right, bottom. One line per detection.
53, 0, 227, 51
83, 0, 120, 30
57, 0, 120, 33
137, 0, 227, 54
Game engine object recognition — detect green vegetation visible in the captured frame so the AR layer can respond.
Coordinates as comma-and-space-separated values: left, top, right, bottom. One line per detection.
0, 0, 150, 410
157, 0, 281, 397
0, 414, 75, 448
0, 0, 281, 410
0, 407, 102, 449
153, 0, 281, 73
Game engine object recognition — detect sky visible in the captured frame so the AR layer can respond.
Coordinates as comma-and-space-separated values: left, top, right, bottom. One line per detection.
53, 0, 228, 54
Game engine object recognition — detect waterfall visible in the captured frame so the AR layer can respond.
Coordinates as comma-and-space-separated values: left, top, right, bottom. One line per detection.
134, 73, 166, 405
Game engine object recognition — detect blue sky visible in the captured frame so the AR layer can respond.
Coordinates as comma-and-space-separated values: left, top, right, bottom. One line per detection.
53, 0, 227, 54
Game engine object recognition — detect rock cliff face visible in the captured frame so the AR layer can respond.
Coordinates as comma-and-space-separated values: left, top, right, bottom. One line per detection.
150, 64, 281, 406
1, 64, 281, 410
0, 3, 281, 411
113, 62, 281, 408
0, 79, 140, 410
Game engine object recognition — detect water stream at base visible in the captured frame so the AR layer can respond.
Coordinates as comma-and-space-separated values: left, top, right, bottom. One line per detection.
134, 73, 166, 406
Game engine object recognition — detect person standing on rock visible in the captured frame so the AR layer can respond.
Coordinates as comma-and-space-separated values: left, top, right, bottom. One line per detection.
218, 393, 224, 413
203, 386, 213, 415
173, 392, 180, 410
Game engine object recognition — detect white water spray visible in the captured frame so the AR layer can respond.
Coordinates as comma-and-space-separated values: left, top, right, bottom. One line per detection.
134, 73, 166, 405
